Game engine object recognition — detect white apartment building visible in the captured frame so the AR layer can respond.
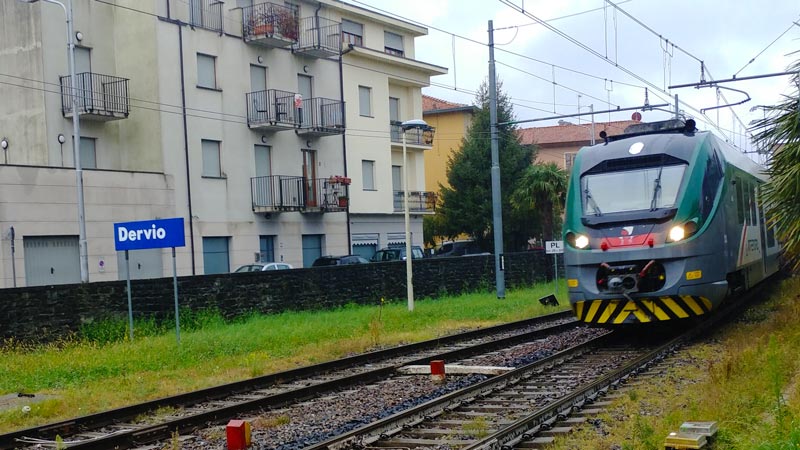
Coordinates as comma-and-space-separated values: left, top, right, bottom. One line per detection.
0, 0, 445, 288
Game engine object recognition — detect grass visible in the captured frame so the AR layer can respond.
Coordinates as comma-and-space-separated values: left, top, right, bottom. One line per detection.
0, 282, 568, 433
549, 275, 800, 450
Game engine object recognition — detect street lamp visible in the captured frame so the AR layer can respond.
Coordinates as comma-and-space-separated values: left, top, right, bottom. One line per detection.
20, 0, 89, 282
400, 119, 432, 312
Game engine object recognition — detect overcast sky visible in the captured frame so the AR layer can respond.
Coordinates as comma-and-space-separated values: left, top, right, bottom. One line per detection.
350, 0, 799, 156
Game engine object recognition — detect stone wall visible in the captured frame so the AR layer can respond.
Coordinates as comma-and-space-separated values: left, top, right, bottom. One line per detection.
0, 251, 555, 343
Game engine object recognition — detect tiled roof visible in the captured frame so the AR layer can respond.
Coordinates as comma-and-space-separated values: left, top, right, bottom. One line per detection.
517, 120, 642, 146
423, 94, 471, 112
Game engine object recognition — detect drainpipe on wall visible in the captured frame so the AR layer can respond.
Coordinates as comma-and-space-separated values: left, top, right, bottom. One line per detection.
10, 226, 16, 288
340, 44, 353, 251
168, 0, 197, 274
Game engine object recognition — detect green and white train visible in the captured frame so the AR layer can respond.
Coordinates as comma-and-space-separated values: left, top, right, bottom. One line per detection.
563, 119, 781, 325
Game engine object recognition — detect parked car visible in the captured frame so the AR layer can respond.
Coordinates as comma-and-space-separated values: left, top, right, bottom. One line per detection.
370, 246, 424, 262
233, 262, 293, 272
433, 240, 487, 257
311, 255, 370, 267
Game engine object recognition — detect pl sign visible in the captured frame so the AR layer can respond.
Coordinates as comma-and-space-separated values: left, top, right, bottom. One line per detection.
114, 217, 185, 251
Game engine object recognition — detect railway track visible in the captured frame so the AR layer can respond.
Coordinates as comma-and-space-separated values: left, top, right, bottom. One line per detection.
300, 286, 766, 450
304, 330, 669, 450
1, 311, 587, 450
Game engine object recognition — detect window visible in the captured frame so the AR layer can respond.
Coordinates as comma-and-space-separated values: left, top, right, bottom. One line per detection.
392, 165, 402, 191
342, 19, 363, 46
581, 164, 687, 215
254, 145, 271, 177
202, 139, 221, 177
202, 237, 230, 274
384, 31, 404, 56
189, 0, 222, 31
362, 160, 375, 190
259, 235, 275, 263
79, 136, 96, 169
197, 53, 217, 89
735, 177, 745, 224
564, 152, 577, 172
359, 86, 372, 117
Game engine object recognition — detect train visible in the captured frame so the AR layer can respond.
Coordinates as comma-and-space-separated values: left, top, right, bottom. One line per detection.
563, 119, 781, 325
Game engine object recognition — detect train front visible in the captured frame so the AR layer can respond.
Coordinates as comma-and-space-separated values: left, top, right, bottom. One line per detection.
563, 121, 729, 326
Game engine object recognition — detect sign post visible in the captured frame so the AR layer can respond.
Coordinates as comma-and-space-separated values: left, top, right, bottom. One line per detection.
114, 218, 186, 343
545, 241, 564, 298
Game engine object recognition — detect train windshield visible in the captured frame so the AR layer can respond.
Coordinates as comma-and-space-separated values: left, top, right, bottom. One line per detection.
581, 164, 686, 215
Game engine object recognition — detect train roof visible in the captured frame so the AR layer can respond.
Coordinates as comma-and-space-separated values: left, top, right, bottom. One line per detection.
576, 120, 767, 181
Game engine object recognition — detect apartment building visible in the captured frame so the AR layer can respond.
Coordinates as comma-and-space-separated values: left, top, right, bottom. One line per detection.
0, 0, 445, 287
340, 11, 446, 258
422, 95, 477, 195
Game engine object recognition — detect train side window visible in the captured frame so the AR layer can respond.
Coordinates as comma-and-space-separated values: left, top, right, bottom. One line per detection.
735, 177, 744, 224
743, 182, 753, 226
700, 149, 723, 220
749, 184, 758, 226
767, 222, 776, 247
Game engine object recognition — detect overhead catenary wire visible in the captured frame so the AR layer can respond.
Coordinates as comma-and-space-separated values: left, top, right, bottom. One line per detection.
497, 0, 751, 151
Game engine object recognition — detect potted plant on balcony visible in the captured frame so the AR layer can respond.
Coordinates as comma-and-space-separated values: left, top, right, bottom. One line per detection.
252, 13, 274, 35
274, 8, 298, 41
337, 195, 348, 207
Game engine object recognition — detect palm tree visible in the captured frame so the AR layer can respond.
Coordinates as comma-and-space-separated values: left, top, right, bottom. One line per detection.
750, 60, 800, 271
511, 162, 568, 242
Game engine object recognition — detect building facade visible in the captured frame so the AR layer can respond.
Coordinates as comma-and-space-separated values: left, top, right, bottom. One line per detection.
422, 95, 477, 195
0, 0, 444, 287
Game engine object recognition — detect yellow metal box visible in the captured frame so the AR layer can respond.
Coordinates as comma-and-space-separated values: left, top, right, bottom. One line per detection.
664, 431, 707, 449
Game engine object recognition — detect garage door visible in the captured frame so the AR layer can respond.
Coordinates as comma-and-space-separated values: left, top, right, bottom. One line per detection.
23, 235, 80, 286
117, 248, 164, 280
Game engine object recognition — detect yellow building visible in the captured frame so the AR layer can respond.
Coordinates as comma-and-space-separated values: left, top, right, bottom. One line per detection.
422, 95, 477, 195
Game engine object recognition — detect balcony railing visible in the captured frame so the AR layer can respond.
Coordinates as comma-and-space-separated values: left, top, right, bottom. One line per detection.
59, 72, 129, 121
390, 121, 435, 146
246, 89, 299, 130
294, 16, 341, 58
189, 0, 223, 32
393, 191, 437, 213
251, 175, 349, 214
297, 97, 345, 136
242, 2, 298, 47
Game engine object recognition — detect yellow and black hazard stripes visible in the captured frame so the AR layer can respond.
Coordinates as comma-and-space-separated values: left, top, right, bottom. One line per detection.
572, 295, 713, 324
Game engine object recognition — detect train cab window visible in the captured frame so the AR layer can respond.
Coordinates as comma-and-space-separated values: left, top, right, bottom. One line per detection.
581, 163, 687, 215
735, 178, 744, 224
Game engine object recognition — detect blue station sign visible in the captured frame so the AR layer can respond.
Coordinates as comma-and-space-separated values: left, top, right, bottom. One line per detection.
114, 217, 186, 251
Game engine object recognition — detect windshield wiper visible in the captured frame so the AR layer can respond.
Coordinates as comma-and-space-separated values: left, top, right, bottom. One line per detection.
584, 187, 602, 216
650, 165, 664, 211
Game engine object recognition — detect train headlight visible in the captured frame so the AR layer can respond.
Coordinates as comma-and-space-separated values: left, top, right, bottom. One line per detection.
566, 232, 590, 249
668, 225, 685, 242
667, 220, 699, 243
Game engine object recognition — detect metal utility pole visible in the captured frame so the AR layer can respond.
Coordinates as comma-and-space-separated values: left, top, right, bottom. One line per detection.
488, 20, 505, 299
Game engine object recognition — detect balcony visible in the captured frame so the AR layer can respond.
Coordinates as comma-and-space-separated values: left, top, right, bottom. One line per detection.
189, 0, 223, 33
296, 97, 345, 136
294, 16, 341, 58
390, 121, 435, 147
393, 191, 437, 213
246, 89, 299, 131
242, 3, 298, 48
251, 175, 349, 214
59, 72, 129, 121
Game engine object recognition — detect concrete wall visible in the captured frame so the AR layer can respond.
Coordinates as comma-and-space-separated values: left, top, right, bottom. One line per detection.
0, 251, 554, 344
